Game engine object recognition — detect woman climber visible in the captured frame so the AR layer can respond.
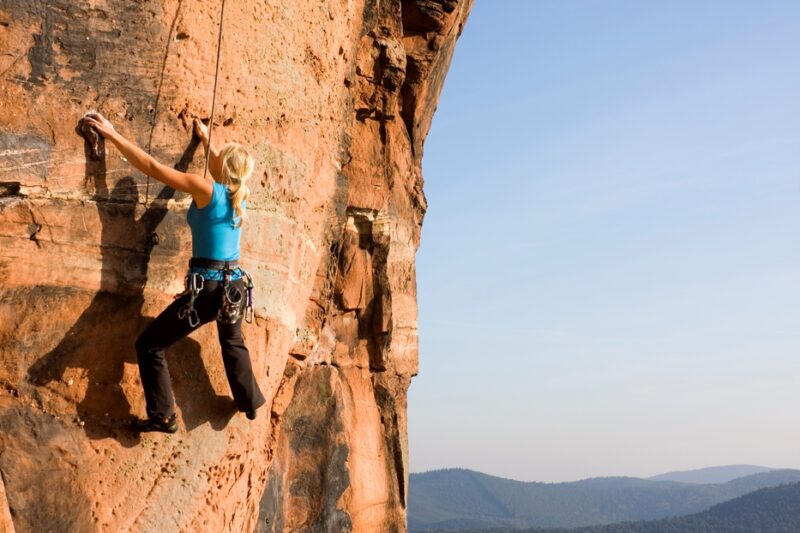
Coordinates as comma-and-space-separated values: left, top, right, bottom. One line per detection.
81, 112, 266, 433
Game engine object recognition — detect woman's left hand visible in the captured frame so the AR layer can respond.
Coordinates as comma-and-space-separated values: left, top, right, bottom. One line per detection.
193, 119, 209, 142
83, 112, 116, 139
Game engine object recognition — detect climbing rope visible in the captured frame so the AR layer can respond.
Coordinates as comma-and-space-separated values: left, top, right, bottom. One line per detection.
144, 0, 224, 204
203, 0, 227, 181
145, 0, 184, 206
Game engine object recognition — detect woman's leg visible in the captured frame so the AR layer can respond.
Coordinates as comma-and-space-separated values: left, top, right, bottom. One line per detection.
216, 281, 266, 414
135, 291, 213, 420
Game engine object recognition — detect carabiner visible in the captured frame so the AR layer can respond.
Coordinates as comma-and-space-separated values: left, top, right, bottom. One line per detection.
187, 308, 200, 328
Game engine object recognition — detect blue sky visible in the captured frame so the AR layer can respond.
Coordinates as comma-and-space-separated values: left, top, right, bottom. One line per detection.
408, 0, 800, 482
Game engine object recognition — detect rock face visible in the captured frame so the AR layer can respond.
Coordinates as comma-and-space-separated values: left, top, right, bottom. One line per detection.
0, 0, 472, 531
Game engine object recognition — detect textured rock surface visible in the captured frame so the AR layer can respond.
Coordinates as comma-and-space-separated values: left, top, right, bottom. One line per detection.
0, 0, 472, 531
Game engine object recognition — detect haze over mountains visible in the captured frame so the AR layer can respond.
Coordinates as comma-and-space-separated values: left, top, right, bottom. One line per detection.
408, 466, 800, 532
430, 482, 800, 533
648, 464, 772, 484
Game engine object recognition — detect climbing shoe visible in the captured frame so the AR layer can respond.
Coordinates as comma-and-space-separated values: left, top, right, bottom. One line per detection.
246, 409, 257, 421
132, 413, 178, 433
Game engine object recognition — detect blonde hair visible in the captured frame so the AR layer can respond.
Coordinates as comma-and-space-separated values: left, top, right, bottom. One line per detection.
217, 142, 254, 227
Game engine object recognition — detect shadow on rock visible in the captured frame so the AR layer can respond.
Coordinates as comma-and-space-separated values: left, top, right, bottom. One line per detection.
166, 341, 238, 432
26, 131, 235, 444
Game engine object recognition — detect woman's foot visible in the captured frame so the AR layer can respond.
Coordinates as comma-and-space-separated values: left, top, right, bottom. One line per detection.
132, 413, 178, 433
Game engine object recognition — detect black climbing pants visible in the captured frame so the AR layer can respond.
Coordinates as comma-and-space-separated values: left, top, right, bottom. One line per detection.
135, 278, 266, 420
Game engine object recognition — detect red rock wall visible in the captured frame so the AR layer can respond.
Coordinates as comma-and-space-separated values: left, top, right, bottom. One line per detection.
0, 0, 472, 531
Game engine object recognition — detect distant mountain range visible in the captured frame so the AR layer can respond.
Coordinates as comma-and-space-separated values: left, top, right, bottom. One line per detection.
648, 464, 772, 484
408, 466, 800, 532
426, 482, 800, 533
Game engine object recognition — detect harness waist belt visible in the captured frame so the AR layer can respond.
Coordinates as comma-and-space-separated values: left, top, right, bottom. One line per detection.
189, 257, 240, 270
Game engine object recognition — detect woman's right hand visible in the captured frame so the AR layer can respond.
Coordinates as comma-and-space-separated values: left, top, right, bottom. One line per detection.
193, 119, 209, 142
83, 112, 116, 139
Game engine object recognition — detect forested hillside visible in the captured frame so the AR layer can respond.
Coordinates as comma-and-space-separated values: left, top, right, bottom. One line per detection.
409, 468, 800, 531
436, 482, 800, 533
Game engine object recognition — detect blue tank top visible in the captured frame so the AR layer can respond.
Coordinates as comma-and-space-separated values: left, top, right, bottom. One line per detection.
186, 181, 242, 262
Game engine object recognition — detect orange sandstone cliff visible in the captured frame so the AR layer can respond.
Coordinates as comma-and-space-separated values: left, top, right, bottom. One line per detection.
0, 1, 472, 531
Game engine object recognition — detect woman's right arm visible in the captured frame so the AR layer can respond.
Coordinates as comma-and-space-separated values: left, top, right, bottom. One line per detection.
82, 113, 213, 204
194, 119, 223, 181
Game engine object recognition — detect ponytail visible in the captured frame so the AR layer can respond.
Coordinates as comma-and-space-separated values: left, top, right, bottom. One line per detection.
217, 143, 254, 228
228, 180, 250, 228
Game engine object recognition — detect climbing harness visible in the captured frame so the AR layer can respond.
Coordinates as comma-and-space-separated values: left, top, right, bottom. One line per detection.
177, 258, 254, 326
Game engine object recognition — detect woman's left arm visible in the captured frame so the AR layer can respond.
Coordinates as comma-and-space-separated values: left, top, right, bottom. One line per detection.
82, 113, 211, 199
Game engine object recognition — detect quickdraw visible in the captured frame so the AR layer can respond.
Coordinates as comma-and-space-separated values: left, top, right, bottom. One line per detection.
217, 267, 242, 324
243, 271, 254, 324
178, 272, 205, 327
217, 267, 255, 324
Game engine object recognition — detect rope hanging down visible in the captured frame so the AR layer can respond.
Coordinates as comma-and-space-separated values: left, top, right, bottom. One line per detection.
203, 0, 227, 181
144, 0, 184, 206
146, 0, 225, 201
